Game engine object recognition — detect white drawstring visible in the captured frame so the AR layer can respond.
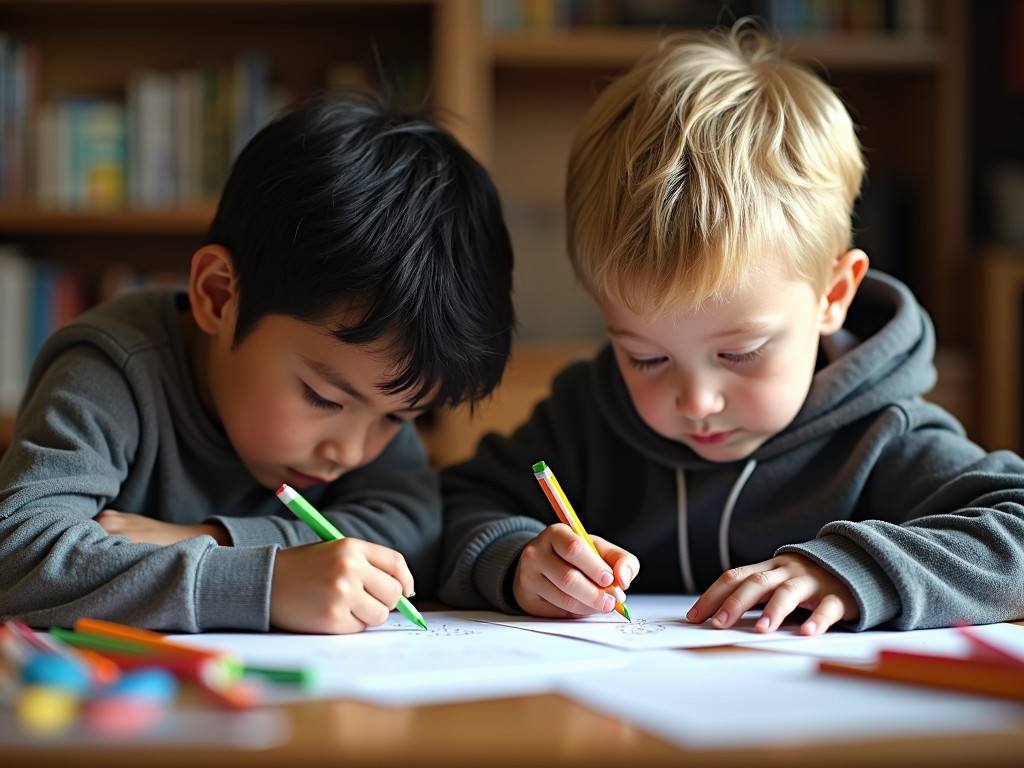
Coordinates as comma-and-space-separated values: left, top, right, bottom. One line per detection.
677, 459, 757, 589
718, 458, 757, 571
675, 468, 696, 593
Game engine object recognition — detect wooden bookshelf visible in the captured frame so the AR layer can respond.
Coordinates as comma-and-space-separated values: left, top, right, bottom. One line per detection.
490, 28, 944, 70
979, 246, 1024, 453
0, 206, 216, 235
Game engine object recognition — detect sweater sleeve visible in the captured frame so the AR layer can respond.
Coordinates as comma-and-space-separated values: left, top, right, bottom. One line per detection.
778, 413, 1024, 631
0, 347, 274, 632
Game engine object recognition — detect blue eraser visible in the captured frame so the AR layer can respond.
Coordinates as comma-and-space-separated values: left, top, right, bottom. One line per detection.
21, 654, 92, 695
97, 667, 177, 704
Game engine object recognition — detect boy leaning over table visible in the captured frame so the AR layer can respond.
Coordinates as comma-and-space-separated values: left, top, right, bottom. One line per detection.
439, 20, 1024, 634
0, 91, 515, 635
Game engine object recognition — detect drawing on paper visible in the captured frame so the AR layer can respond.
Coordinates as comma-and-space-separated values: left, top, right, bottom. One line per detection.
427, 624, 482, 637
618, 619, 667, 635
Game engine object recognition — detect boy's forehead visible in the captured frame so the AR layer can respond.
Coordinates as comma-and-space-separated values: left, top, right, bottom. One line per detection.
600, 266, 816, 333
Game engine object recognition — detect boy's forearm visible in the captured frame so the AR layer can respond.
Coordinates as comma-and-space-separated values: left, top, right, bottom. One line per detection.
0, 500, 275, 631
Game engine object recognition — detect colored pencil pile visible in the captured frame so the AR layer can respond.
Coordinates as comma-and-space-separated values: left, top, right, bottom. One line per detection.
0, 616, 310, 737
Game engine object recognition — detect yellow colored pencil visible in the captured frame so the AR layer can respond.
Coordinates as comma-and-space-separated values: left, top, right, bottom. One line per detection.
532, 460, 631, 621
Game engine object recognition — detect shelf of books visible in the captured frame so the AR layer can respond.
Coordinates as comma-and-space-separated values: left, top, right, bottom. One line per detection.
0, 0, 443, 455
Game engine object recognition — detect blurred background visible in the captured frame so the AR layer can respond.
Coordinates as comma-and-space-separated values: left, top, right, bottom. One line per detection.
0, 0, 1021, 466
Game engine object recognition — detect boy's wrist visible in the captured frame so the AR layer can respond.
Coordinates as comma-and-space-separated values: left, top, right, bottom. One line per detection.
200, 521, 232, 546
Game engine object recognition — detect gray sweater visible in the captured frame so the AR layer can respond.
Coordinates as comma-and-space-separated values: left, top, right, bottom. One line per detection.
0, 289, 440, 631
439, 272, 1024, 630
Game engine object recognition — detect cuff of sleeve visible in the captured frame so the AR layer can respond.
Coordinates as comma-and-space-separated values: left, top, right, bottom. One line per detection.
474, 530, 537, 614
776, 533, 901, 631
194, 545, 277, 632
209, 515, 310, 548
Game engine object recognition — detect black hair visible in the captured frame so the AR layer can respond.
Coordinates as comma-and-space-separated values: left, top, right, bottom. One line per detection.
205, 90, 515, 410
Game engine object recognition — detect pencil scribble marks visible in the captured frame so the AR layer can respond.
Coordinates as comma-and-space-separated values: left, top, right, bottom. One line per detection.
617, 618, 666, 635
427, 624, 481, 637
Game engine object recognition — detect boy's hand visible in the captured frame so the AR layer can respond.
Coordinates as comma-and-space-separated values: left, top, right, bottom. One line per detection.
270, 539, 415, 634
686, 553, 859, 635
512, 524, 638, 618
96, 510, 230, 546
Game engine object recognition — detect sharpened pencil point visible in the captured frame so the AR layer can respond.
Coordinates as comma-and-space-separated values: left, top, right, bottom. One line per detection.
621, 604, 632, 622
413, 617, 428, 630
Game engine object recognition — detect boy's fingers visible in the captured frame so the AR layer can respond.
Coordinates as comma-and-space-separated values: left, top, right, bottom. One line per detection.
613, 555, 639, 591
550, 526, 614, 588
591, 536, 640, 590
541, 573, 614, 615
354, 566, 419, 630
800, 594, 847, 636
755, 576, 815, 632
360, 540, 416, 595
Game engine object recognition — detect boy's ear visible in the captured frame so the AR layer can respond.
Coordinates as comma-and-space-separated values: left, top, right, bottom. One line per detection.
819, 248, 869, 335
189, 245, 237, 335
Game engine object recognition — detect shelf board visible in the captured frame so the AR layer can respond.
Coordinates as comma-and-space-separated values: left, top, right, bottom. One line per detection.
489, 29, 942, 71
0, 205, 217, 236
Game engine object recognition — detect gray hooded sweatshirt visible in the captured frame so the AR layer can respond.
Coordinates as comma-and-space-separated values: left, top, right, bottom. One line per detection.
0, 289, 440, 631
439, 272, 1024, 630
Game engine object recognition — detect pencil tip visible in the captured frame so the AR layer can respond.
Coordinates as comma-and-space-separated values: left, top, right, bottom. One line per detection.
415, 618, 428, 630
621, 605, 632, 622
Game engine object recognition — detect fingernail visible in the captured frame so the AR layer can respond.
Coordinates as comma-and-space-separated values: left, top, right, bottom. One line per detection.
610, 586, 627, 603
755, 616, 770, 632
407, 590, 416, 598
712, 610, 728, 627
598, 571, 613, 588
686, 607, 697, 621
802, 620, 817, 635
601, 595, 615, 612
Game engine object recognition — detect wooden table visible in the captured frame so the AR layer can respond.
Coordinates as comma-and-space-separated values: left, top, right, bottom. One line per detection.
8, 647, 1024, 767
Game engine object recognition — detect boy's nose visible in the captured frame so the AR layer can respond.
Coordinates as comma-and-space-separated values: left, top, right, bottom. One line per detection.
316, 433, 366, 472
675, 375, 724, 420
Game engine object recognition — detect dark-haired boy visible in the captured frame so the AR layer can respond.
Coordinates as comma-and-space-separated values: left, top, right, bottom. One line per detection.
0, 92, 515, 634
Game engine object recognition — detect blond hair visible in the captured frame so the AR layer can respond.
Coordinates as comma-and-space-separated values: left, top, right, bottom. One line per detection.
566, 20, 865, 316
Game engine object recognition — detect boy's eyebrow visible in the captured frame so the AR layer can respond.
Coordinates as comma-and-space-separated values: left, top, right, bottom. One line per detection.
302, 357, 427, 414
606, 326, 649, 341
707, 320, 774, 341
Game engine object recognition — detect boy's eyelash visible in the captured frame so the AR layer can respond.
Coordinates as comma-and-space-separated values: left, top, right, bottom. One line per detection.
302, 384, 341, 411
302, 383, 409, 424
721, 345, 767, 364
629, 356, 666, 370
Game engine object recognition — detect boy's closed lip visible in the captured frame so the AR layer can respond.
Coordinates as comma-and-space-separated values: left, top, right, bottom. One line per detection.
285, 468, 332, 490
687, 430, 738, 446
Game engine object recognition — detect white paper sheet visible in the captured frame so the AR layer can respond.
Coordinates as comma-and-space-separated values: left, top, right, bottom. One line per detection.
751, 621, 1024, 663
556, 650, 1024, 749
465, 594, 807, 649
170, 611, 630, 706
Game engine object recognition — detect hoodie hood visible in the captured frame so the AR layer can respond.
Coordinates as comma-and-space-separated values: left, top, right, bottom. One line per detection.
593, 270, 938, 467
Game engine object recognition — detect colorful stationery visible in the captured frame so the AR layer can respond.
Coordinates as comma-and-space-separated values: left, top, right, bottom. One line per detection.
275, 483, 428, 630
531, 460, 631, 621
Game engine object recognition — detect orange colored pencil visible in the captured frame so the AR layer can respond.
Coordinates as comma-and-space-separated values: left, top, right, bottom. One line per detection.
73, 617, 237, 665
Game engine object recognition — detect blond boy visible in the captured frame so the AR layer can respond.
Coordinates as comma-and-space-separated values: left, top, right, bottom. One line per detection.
439, 23, 1024, 633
